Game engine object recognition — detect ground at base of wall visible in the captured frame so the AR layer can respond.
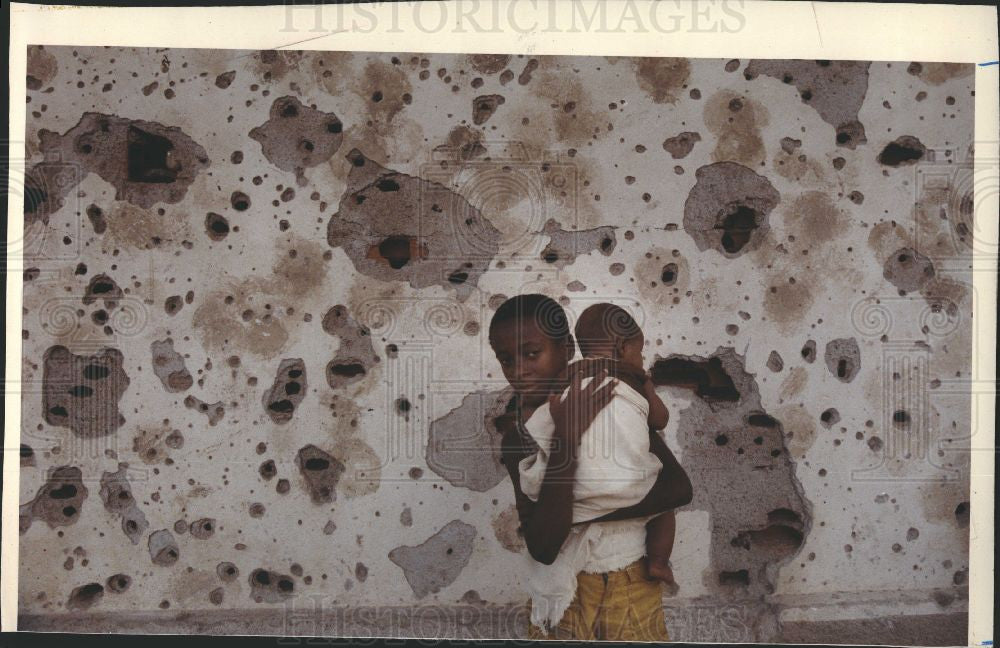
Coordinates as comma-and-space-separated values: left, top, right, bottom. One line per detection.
777, 613, 967, 646
19, 608, 967, 645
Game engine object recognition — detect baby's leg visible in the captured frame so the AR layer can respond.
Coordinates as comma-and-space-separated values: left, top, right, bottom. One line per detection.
645, 512, 676, 586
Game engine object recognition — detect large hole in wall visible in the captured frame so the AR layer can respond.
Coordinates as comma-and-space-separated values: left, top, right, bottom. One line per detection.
127, 126, 178, 183
716, 205, 759, 254
649, 356, 740, 401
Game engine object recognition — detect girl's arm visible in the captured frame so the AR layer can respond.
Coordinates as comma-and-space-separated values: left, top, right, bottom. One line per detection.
499, 371, 618, 565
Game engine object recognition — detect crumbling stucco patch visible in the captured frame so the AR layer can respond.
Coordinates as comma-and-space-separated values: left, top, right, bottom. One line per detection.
538, 219, 616, 270
99, 463, 148, 545
426, 389, 511, 492
389, 520, 477, 598
683, 162, 781, 257
20, 466, 89, 534
651, 348, 812, 598
744, 60, 870, 149
327, 149, 501, 300
42, 346, 129, 438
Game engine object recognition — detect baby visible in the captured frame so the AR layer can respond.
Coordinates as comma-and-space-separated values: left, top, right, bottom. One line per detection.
517, 302, 677, 585
572, 303, 676, 586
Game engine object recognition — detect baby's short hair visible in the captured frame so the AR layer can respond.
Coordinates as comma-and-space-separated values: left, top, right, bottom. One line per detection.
574, 303, 641, 356
488, 294, 570, 344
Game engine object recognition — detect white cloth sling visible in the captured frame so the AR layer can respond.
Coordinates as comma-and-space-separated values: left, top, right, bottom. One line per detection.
518, 376, 663, 633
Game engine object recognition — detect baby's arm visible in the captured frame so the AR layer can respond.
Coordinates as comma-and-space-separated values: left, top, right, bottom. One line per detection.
642, 377, 669, 430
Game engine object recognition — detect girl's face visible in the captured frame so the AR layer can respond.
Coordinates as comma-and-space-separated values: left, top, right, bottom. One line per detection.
490, 319, 573, 406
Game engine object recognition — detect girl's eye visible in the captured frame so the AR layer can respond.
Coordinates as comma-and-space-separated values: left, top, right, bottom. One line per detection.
525, 351, 539, 359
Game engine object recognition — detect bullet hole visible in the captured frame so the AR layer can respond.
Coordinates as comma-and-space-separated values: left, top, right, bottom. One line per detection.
883, 247, 935, 293
209, 588, 225, 605
330, 363, 364, 378
650, 356, 740, 401
374, 235, 416, 269
296, 445, 345, 504
472, 94, 505, 125
820, 408, 841, 428
259, 460, 277, 480
396, 398, 411, 415
748, 413, 779, 428
148, 529, 179, 566
86, 204, 107, 233
891, 543, 902, 553
409, 467, 423, 479
106, 574, 131, 593
67, 583, 104, 610
448, 270, 469, 284
719, 570, 750, 586
906, 527, 919, 541
662, 131, 701, 159
715, 434, 729, 446
249, 568, 295, 603
20, 444, 35, 467
249, 503, 265, 518
824, 338, 860, 383
263, 359, 307, 424
801, 340, 816, 363
661, 263, 678, 285
189, 517, 216, 539
126, 126, 178, 184
84, 274, 123, 310
766, 351, 784, 372
205, 212, 229, 241
877, 136, 927, 166
215, 70, 236, 89
231, 191, 250, 211
868, 436, 884, 452
355, 562, 369, 582
469, 54, 511, 75
892, 410, 910, 428
955, 502, 969, 528
217, 562, 239, 582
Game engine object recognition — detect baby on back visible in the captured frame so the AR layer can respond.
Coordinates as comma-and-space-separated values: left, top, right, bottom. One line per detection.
518, 303, 677, 585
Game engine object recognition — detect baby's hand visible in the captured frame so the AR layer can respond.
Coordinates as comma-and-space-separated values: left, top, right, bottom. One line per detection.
646, 557, 678, 593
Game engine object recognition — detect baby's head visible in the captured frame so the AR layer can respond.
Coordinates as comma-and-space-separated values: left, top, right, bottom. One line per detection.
574, 303, 644, 367
488, 294, 575, 406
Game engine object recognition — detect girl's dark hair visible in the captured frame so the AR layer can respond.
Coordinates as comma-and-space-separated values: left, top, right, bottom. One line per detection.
488, 294, 570, 344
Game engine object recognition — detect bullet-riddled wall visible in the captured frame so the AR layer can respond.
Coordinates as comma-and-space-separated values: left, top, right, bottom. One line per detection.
17, 48, 974, 642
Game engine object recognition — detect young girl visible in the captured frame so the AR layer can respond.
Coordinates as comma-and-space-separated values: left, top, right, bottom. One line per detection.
488, 294, 692, 640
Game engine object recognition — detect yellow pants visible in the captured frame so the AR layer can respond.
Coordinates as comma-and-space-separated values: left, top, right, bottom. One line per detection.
526, 557, 671, 641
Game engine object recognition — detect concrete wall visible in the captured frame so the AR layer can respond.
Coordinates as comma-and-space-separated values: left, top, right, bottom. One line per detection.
16, 47, 973, 642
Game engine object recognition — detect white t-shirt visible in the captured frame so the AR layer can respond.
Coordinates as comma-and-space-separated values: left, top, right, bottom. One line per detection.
517, 375, 663, 523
